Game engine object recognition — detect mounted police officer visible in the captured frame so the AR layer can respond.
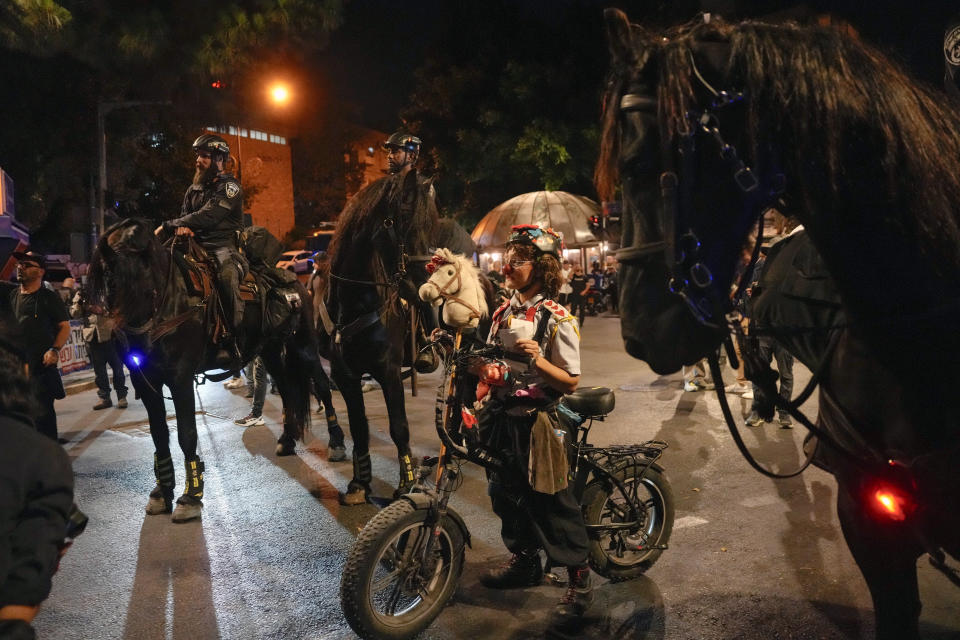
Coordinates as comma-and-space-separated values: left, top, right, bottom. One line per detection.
154, 133, 245, 365
383, 131, 421, 175
382, 130, 440, 373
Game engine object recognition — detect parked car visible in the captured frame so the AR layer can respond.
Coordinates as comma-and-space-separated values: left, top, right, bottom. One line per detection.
276, 250, 314, 274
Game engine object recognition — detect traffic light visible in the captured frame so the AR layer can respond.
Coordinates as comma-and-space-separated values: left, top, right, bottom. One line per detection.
589, 215, 602, 234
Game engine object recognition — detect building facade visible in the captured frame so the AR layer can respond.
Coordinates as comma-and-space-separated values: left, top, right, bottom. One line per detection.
207, 126, 294, 242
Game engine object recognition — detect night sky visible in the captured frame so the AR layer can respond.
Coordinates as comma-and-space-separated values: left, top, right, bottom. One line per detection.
312, 0, 959, 133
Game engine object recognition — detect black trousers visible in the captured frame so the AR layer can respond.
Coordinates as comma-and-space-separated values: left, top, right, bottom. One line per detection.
481, 404, 588, 567
212, 247, 245, 329
29, 372, 59, 440
750, 335, 795, 416
568, 297, 586, 326
87, 339, 127, 400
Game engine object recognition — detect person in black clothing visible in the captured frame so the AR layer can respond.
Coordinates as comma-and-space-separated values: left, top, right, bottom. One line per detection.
382, 129, 442, 373
9, 251, 70, 442
566, 264, 590, 326
70, 287, 128, 410
0, 318, 75, 640
155, 133, 245, 365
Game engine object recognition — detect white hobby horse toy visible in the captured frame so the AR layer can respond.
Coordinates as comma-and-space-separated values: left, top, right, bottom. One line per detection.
418, 248, 489, 329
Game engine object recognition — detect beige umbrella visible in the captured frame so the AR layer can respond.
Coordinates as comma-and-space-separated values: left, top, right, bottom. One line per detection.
471, 191, 600, 250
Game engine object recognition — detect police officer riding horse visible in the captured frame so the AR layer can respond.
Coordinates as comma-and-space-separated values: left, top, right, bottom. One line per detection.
381, 130, 440, 374
154, 133, 246, 369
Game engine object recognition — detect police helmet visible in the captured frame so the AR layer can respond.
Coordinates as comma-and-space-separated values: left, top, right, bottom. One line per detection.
382, 131, 422, 154
506, 225, 564, 261
192, 134, 230, 161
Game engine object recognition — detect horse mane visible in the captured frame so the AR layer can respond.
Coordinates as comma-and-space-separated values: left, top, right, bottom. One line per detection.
90, 218, 166, 323
597, 17, 960, 279
329, 170, 440, 295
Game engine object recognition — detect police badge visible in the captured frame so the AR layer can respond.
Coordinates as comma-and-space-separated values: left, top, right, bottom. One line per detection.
225, 182, 240, 199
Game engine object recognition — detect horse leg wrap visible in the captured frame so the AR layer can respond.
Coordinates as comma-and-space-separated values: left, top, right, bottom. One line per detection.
181, 458, 205, 500
172, 458, 204, 522
394, 452, 416, 498
343, 452, 372, 505
146, 454, 175, 515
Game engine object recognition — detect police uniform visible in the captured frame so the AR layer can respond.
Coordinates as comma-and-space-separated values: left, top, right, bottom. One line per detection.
164, 172, 245, 330
480, 292, 589, 567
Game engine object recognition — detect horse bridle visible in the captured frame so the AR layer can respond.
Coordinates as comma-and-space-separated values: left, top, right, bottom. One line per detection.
617, 73, 782, 330
329, 177, 431, 290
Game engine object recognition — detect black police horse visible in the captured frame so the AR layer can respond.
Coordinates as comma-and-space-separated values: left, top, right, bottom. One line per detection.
91, 218, 315, 520
327, 168, 441, 504
597, 10, 960, 639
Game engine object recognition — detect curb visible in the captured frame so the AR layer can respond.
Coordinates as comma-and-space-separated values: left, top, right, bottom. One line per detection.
65, 379, 98, 396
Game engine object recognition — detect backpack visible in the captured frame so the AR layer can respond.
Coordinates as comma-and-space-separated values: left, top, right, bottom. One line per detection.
258, 267, 302, 335
241, 226, 284, 270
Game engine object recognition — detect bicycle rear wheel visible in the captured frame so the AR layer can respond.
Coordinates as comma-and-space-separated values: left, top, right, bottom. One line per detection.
582, 463, 674, 581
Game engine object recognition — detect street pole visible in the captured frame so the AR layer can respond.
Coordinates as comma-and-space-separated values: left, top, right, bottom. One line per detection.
234, 124, 242, 181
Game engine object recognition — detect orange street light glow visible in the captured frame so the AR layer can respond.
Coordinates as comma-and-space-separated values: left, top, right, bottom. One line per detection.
270, 84, 290, 104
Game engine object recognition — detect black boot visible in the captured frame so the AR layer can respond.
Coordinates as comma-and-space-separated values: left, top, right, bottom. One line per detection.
172, 458, 204, 522
394, 452, 416, 498
552, 565, 593, 623
145, 454, 175, 515
342, 452, 372, 505
214, 334, 241, 370
414, 343, 439, 373
479, 549, 543, 589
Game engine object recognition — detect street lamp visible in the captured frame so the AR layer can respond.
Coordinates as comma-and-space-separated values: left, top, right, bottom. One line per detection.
268, 82, 291, 105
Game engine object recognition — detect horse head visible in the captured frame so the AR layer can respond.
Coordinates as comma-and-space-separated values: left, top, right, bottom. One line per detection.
597, 10, 787, 373
419, 248, 489, 329
91, 218, 165, 328
328, 168, 440, 324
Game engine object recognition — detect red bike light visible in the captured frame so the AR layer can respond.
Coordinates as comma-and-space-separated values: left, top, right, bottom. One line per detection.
871, 486, 912, 522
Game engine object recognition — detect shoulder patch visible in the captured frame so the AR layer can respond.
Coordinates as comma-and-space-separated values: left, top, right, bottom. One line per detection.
542, 299, 567, 318
224, 181, 240, 199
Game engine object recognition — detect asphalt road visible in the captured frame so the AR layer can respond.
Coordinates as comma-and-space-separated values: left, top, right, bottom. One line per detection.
37, 315, 959, 639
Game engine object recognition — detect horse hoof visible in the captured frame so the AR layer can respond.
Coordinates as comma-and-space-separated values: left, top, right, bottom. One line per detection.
145, 496, 172, 515
341, 485, 369, 506
329, 445, 347, 462
171, 498, 202, 523
276, 441, 296, 456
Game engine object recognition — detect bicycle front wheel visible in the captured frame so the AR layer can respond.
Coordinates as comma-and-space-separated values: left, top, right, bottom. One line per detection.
582, 463, 674, 581
340, 499, 465, 640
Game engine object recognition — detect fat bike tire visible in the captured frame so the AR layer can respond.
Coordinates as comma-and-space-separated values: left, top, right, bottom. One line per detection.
582, 463, 674, 581
340, 499, 465, 640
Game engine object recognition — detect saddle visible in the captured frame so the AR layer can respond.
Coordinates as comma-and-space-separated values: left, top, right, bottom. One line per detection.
168, 238, 303, 348
154, 237, 223, 344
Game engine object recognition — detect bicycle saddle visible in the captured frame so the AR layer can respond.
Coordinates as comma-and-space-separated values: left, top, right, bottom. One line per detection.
562, 386, 615, 417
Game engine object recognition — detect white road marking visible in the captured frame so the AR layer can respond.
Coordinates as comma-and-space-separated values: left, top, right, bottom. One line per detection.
741, 494, 780, 508
673, 515, 709, 530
